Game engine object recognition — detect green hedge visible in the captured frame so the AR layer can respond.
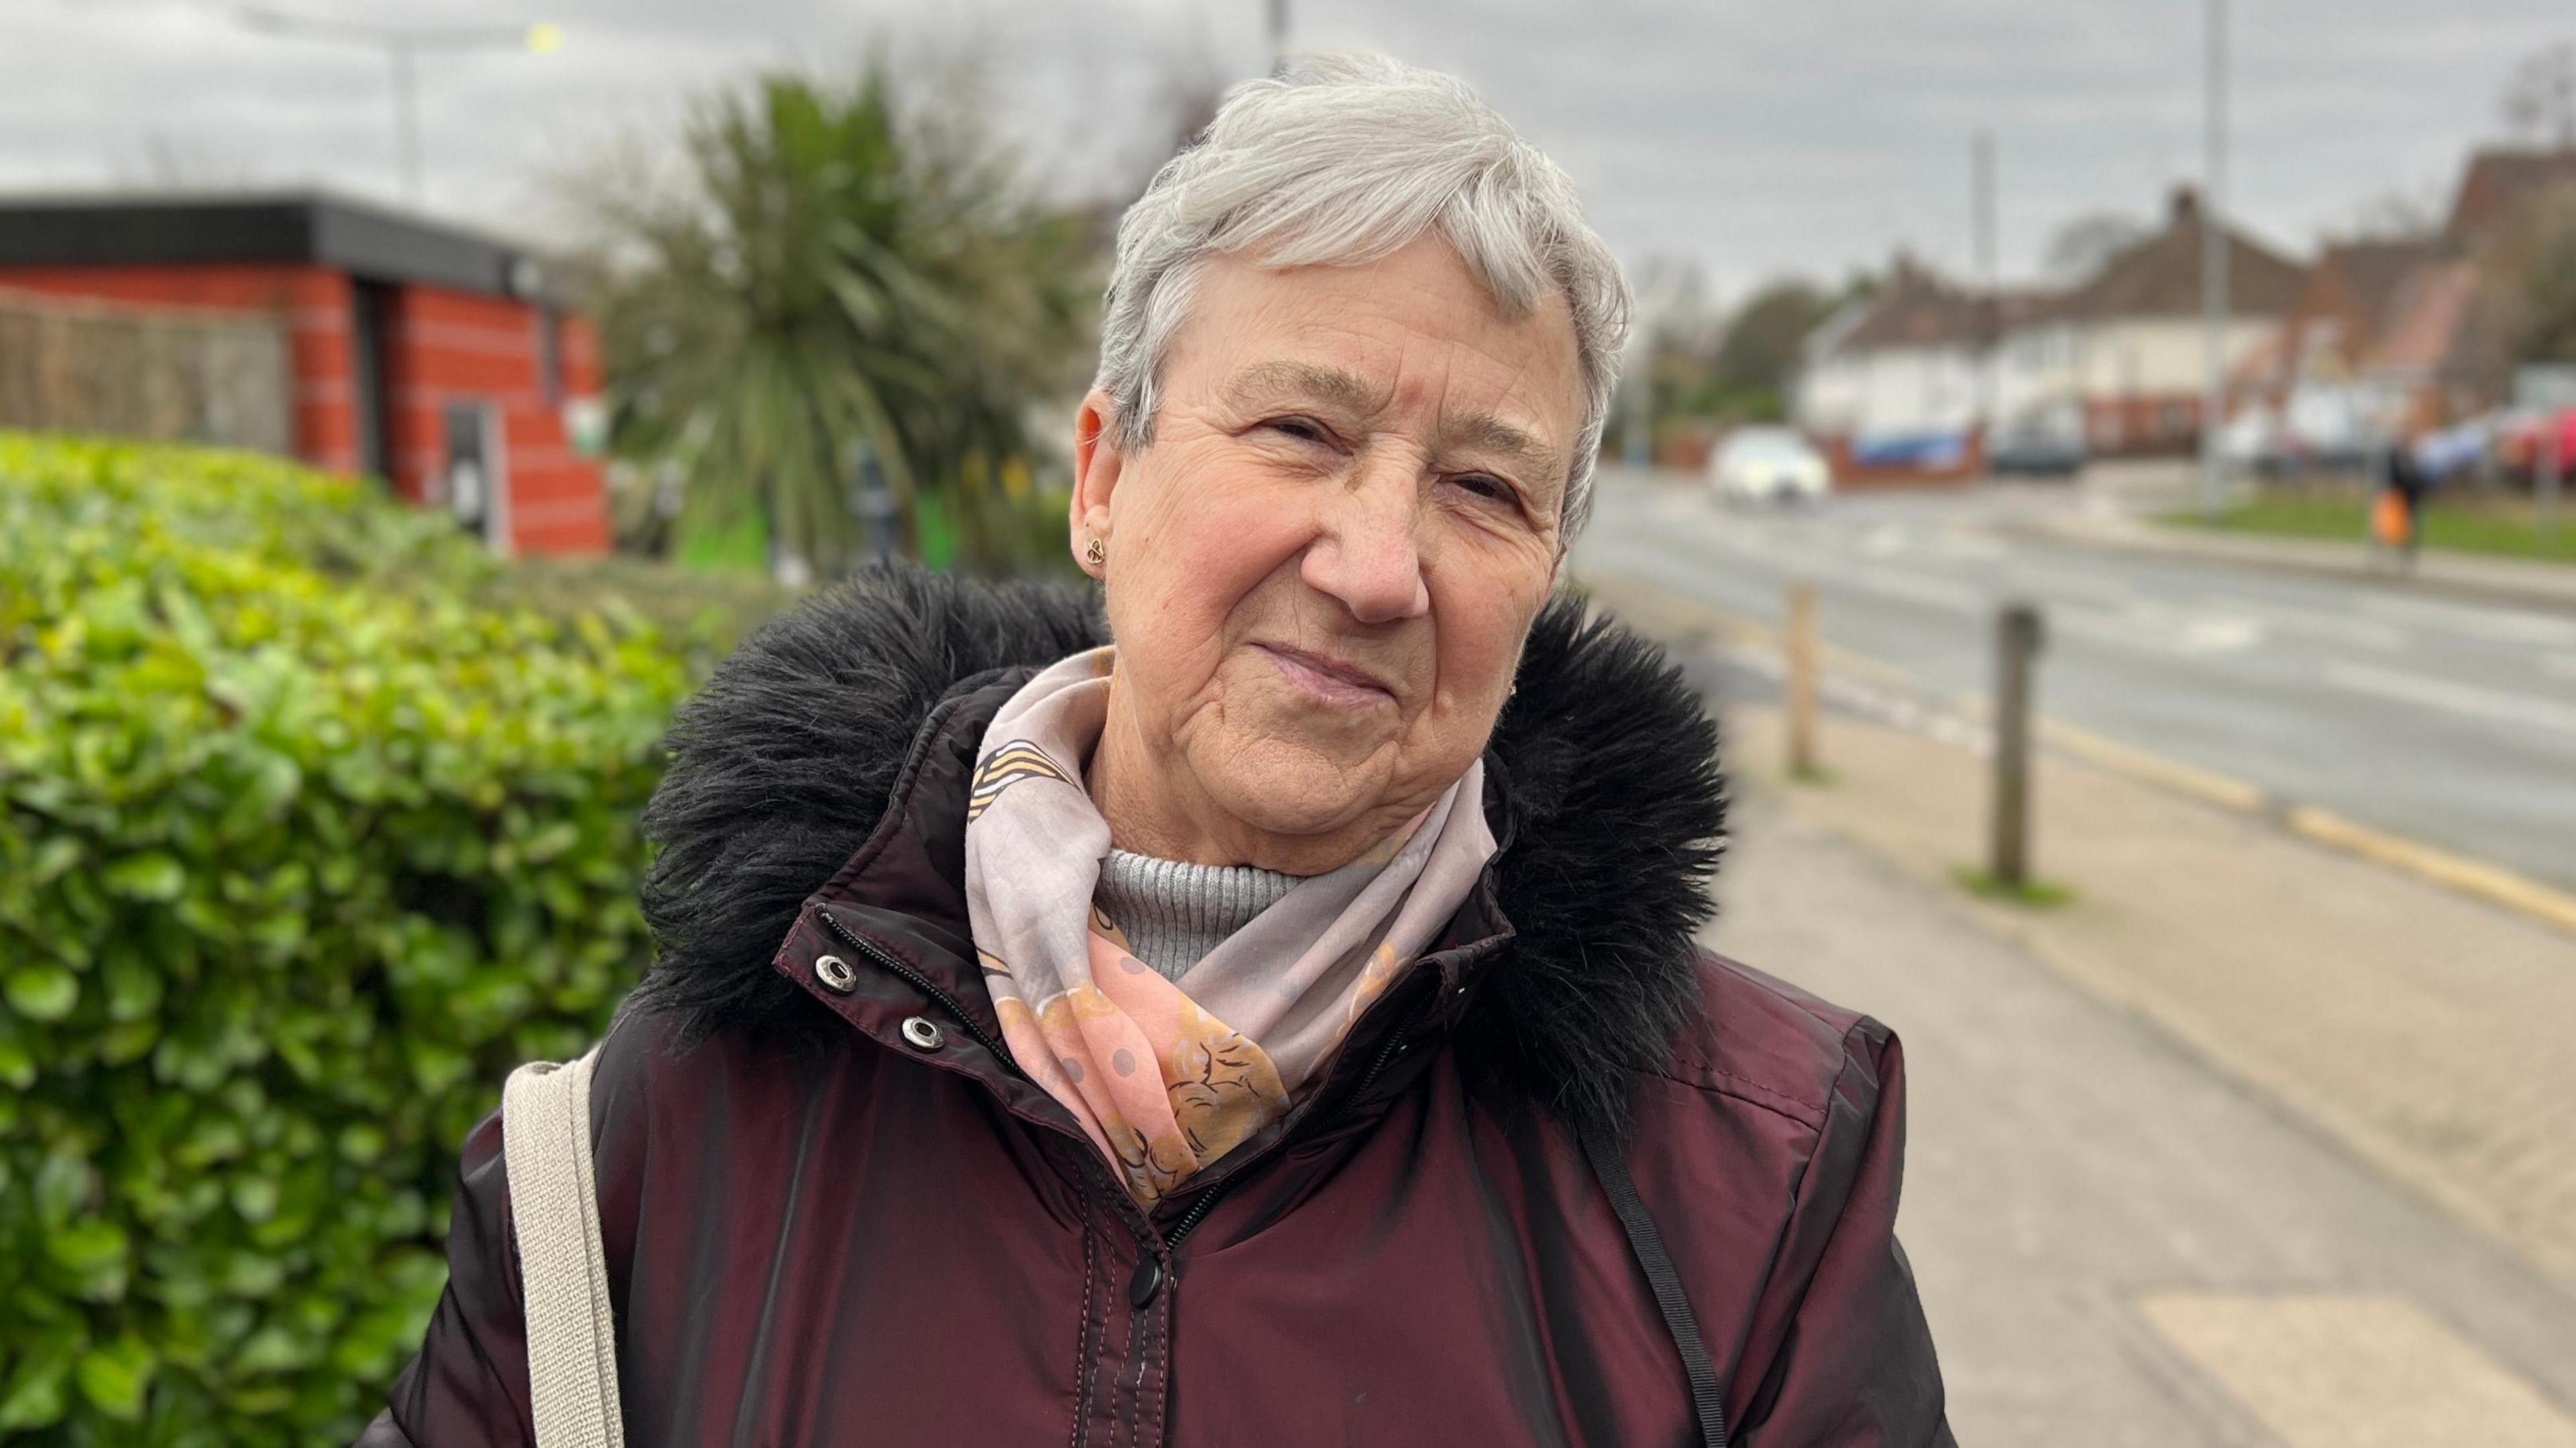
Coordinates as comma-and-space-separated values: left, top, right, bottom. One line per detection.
0, 435, 699, 1445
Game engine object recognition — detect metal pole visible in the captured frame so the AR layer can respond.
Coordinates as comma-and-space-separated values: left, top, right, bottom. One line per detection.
1973, 130, 1996, 458
1625, 356, 1651, 469
1786, 581, 1820, 779
237, 13, 558, 209
1990, 602, 2045, 887
390, 40, 422, 205
2543, 419, 2565, 541
849, 439, 899, 571
2199, 0, 2230, 520
2369, 431, 2394, 566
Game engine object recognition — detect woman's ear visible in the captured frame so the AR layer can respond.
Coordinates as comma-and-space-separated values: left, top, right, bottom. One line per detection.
1071, 390, 1123, 573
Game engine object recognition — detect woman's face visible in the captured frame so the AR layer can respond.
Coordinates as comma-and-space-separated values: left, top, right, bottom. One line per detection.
1072, 237, 1581, 871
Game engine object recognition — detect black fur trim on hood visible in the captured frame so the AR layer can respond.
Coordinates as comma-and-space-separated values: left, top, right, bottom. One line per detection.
1466, 603, 1728, 1139
632, 564, 1725, 1137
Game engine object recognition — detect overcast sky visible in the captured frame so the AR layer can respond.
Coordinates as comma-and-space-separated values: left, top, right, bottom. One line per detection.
3, 0, 2567, 305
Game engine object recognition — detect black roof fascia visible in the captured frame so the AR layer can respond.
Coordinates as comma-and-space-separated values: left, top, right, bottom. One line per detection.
0, 193, 544, 301
310, 203, 517, 294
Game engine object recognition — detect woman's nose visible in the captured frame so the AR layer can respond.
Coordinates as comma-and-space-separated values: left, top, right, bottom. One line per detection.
1300, 465, 1430, 624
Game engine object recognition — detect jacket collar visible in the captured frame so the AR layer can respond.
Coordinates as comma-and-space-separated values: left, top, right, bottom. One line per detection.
632, 564, 1726, 1139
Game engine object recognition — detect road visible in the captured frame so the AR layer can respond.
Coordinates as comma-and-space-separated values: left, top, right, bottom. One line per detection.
1574, 467, 2576, 891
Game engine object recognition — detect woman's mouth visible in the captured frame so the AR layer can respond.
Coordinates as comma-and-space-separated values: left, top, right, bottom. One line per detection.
1253, 643, 1398, 709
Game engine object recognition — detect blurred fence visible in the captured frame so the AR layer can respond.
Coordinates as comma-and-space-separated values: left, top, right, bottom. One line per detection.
0, 288, 291, 454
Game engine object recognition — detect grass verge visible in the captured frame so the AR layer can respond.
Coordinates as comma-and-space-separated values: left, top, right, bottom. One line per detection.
2161, 490, 2576, 566
1953, 865, 2078, 907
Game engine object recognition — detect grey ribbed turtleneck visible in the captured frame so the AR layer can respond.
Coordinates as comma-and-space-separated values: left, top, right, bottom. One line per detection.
1093, 850, 1299, 982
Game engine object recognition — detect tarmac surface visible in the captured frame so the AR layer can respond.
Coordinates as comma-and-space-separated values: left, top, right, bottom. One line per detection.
1574, 467, 2576, 890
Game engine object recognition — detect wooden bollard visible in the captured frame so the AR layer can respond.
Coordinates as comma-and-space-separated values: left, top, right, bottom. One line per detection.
1990, 602, 2045, 886
1786, 581, 1819, 779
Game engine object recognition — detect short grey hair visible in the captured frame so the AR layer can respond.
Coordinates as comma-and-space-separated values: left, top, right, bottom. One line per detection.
1093, 54, 1631, 536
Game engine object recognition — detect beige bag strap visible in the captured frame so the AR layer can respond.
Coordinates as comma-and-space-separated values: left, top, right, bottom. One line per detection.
501, 1049, 626, 1448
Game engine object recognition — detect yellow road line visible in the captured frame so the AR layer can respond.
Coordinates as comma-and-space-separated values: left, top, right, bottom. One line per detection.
1574, 568, 2576, 941
2285, 806, 2576, 937
2036, 718, 2272, 815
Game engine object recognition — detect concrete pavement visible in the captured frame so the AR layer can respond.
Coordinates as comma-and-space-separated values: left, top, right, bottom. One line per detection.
1699, 684, 2576, 1285
1711, 752, 2576, 1447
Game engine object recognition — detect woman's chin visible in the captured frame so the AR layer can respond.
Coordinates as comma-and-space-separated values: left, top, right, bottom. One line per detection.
1206, 773, 1381, 842
1190, 746, 1405, 854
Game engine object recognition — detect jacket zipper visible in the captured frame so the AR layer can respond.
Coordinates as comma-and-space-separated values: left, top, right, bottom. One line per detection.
1348, 1015, 1412, 1101
822, 906, 1431, 1446
1150, 1017, 1411, 1272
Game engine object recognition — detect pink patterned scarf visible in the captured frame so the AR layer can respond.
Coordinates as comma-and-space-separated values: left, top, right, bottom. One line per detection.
963, 647, 1497, 1204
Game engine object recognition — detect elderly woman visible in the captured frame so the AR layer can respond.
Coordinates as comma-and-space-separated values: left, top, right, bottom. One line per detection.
367, 56, 1949, 1448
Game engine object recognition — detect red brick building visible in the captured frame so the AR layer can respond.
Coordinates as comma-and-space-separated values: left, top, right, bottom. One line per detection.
0, 192, 609, 555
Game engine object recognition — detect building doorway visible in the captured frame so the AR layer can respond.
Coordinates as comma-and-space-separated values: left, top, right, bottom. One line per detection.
351, 280, 396, 482
441, 400, 510, 553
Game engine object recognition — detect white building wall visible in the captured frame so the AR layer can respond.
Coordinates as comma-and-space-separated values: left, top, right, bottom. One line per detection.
2000, 315, 2282, 413
2074, 317, 2281, 399
1996, 322, 2083, 431
1795, 343, 1981, 440
1794, 355, 1869, 437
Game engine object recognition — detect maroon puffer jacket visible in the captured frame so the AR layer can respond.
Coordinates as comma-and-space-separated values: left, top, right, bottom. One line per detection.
361, 570, 1951, 1447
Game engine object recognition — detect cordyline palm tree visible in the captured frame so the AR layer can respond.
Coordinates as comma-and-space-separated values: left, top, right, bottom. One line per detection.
586, 61, 1095, 580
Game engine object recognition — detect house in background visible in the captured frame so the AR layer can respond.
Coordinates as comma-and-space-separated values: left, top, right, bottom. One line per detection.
1792, 256, 1994, 484
2443, 147, 2576, 251
2255, 239, 2477, 457
1994, 187, 2306, 459
2429, 146, 2576, 414
0, 192, 608, 555
1796, 190, 2305, 480
2247, 146, 2575, 453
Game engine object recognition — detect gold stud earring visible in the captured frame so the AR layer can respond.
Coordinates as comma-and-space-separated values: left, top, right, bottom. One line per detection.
1085, 536, 1107, 568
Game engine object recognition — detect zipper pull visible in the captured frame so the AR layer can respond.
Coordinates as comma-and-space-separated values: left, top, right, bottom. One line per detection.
1128, 1254, 1165, 1308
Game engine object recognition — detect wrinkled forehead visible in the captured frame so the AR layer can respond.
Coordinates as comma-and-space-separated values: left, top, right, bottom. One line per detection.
1168, 245, 1584, 486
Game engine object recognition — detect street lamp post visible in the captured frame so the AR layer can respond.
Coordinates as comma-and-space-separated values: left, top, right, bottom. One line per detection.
237, 9, 561, 207
1268, 0, 1291, 76
1973, 129, 1997, 455
390, 40, 419, 204
2199, 0, 2230, 520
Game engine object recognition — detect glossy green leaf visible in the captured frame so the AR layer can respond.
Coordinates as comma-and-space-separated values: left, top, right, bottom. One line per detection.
44, 1219, 131, 1300
0, 1335, 77, 1431
74, 1334, 156, 1420
4, 964, 78, 1021
103, 851, 187, 901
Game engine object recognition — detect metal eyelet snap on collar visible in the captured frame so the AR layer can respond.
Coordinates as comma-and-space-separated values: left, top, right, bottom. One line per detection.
814, 954, 857, 994
900, 1016, 945, 1050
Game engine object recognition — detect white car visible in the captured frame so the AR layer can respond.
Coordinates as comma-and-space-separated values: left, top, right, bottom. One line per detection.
1710, 427, 1831, 506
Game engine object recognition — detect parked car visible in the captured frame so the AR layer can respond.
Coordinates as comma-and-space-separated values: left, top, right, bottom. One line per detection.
2219, 408, 2287, 476
2495, 407, 2576, 484
1978, 399, 2081, 479
1709, 426, 1831, 506
1988, 423, 2092, 479
1848, 429, 1968, 472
